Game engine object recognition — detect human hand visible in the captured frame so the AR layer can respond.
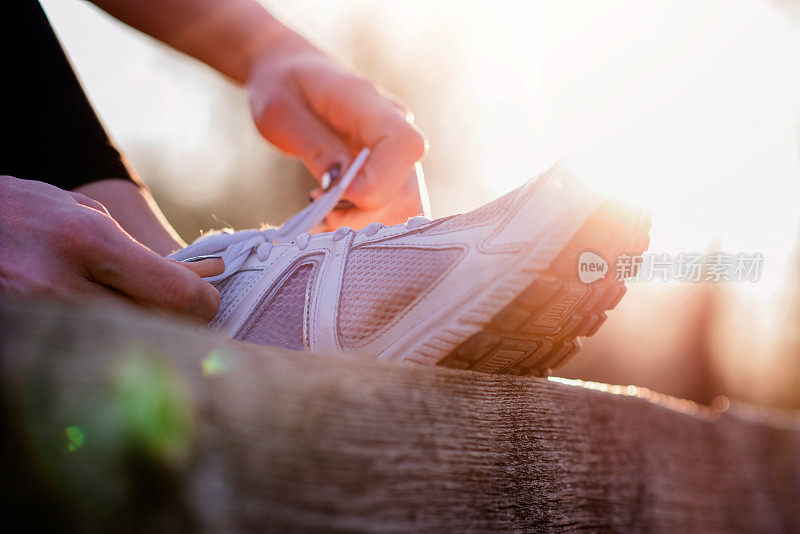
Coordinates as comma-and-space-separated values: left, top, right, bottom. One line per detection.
0, 176, 222, 322
90, 1, 428, 229
248, 34, 428, 230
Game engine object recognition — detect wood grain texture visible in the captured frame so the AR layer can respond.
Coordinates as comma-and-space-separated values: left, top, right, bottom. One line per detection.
1, 297, 799, 533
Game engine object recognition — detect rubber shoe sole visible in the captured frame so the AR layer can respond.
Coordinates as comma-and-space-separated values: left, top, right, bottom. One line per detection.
436, 198, 651, 376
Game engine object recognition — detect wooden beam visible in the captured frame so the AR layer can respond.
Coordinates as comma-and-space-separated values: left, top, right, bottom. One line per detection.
2, 298, 798, 532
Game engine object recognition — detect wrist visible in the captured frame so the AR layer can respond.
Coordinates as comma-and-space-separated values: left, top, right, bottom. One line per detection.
73, 179, 185, 256
245, 25, 321, 84
236, 9, 294, 83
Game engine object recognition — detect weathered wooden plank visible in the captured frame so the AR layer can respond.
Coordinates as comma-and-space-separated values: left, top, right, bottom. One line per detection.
1, 297, 798, 532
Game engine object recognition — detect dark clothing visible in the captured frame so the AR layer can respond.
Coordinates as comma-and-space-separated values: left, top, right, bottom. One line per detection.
1, 1, 135, 190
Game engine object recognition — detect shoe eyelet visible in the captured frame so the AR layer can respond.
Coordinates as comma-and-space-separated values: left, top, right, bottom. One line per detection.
332, 227, 352, 242
297, 232, 311, 250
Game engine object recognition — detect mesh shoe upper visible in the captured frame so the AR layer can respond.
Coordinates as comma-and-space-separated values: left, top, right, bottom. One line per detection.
170, 160, 618, 371
176, 175, 541, 353
421, 186, 519, 236
214, 270, 262, 328
337, 247, 463, 349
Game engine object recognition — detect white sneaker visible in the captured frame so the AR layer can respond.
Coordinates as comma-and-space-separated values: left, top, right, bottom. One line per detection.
171, 155, 650, 375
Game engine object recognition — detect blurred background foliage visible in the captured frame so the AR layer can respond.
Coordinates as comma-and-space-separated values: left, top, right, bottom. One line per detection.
43, 0, 800, 408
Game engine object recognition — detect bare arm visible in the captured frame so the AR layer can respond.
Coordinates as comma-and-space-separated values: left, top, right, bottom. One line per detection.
90, 0, 428, 231
90, 0, 282, 83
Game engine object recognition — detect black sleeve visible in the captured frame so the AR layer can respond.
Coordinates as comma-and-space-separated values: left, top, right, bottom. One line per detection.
0, 1, 136, 190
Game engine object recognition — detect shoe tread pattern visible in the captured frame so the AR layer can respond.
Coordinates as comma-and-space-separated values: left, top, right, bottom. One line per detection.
438, 200, 651, 376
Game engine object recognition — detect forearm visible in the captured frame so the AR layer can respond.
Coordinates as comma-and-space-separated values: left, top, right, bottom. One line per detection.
73, 179, 185, 256
90, 0, 291, 83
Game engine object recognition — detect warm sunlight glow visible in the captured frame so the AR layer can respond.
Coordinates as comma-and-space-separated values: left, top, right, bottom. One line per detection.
44, 0, 800, 303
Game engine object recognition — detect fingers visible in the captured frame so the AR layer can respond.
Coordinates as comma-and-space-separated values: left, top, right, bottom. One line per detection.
69, 191, 111, 216
68, 211, 220, 322
303, 74, 427, 209
172, 257, 225, 278
66, 275, 138, 308
322, 166, 425, 231
250, 58, 426, 213
253, 89, 352, 181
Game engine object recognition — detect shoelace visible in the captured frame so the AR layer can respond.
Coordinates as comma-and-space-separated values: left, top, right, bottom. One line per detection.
171, 148, 430, 284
